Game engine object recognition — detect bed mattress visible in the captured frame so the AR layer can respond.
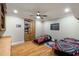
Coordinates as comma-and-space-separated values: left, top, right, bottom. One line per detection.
56, 40, 79, 55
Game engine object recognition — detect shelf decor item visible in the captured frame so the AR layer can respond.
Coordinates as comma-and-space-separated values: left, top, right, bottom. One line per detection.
24, 18, 31, 32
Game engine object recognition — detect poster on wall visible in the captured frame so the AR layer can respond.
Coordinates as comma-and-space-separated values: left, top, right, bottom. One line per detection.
50, 23, 59, 30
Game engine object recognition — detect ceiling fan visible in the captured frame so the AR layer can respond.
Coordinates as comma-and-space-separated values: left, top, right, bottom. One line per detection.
30, 11, 47, 19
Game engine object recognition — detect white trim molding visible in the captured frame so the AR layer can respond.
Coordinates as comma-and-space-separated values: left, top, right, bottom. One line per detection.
12, 40, 24, 46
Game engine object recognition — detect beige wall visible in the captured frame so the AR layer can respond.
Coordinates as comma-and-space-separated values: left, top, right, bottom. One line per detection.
35, 20, 44, 38
43, 14, 79, 40
0, 15, 24, 45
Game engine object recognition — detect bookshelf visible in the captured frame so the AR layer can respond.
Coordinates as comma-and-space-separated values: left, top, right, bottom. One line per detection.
24, 18, 35, 41
0, 3, 7, 31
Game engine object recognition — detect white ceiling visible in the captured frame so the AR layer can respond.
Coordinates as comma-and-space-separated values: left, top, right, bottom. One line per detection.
6, 3, 79, 20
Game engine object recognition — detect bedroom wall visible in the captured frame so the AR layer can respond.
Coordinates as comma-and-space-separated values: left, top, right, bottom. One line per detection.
35, 20, 43, 38
43, 14, 79, 41
0, 15, 24, 45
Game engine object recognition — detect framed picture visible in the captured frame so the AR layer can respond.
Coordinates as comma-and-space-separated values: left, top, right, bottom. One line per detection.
50, 23, 59, 30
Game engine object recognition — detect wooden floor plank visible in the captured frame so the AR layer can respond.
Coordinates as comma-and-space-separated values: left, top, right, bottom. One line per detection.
11, 41, 55, 56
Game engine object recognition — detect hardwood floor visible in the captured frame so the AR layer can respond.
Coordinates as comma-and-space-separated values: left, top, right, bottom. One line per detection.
11, 41, 55, 56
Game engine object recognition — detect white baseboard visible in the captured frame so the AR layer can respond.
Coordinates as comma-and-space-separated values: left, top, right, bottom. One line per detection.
12, 40, 24, 46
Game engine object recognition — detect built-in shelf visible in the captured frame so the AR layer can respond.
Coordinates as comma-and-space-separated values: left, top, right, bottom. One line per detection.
24, 18, 35, 41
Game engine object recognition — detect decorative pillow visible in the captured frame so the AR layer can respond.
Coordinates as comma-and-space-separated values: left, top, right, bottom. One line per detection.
52, 42, 57, 49
44, 35, 52, 40
38, 37, 45, 43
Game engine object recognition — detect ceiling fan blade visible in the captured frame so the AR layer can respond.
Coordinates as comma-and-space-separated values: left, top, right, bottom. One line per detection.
43, 15, 47, 17
40, 15, 47, 17
29, 10, 47, 19
39, 16, 44, 19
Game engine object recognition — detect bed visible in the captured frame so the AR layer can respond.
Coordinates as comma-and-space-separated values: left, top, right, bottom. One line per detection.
33, 35, 52, 44
52, 38, 79, 56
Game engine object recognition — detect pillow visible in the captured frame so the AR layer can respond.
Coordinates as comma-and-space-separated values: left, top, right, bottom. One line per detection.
44, 35, 52, 40
38, 37, 45, 43
52, 42, 57, 49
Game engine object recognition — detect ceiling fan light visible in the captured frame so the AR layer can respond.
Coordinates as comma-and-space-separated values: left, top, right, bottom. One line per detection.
37, 11, 40, 15
36, 16, 40, 19
37, 13, 40, 15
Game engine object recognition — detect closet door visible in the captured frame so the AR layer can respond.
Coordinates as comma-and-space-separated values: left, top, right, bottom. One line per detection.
29, 20, 35, 40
